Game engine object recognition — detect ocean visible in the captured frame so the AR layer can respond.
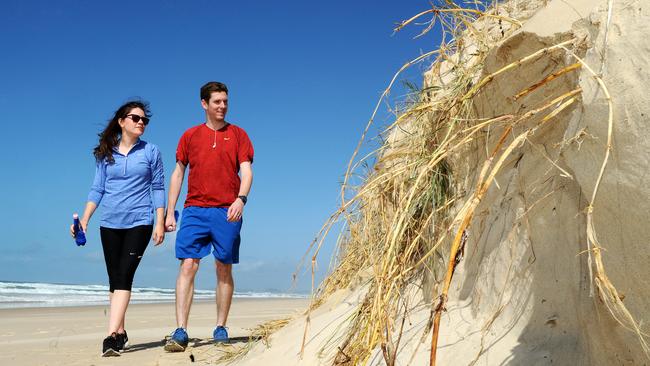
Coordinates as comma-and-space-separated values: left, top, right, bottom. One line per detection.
0, 281, 307, 309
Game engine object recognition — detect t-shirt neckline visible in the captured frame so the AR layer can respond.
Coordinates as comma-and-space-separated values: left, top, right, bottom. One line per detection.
203, 122, 230, 132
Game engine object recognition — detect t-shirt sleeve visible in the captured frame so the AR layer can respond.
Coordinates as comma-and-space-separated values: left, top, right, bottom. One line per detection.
237, 129, 254, 164
176, 131, 189, 165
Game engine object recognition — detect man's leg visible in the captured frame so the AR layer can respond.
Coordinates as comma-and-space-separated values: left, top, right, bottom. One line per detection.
167, 207, 210, 351
176, 258, 201, 328
215, 260, 233, 326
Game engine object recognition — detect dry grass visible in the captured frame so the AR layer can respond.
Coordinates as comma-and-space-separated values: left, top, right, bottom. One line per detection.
296, 1, 648, 365
200, 317, 292, 364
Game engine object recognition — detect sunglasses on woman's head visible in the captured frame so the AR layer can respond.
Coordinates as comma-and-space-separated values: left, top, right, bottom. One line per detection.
125, 114, 150, 125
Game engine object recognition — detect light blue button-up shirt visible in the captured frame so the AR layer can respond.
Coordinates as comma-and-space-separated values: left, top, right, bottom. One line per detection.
88, 140, 165, 229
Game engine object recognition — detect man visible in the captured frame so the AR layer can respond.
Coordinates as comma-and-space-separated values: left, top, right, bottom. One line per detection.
164, 81, 253, 351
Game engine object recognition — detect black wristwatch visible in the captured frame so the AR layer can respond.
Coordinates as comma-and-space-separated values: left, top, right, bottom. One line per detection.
238, 195, 248, 205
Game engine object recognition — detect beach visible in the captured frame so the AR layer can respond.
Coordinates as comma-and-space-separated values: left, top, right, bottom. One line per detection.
0, 298, 309, 365
2, 0, 648, 364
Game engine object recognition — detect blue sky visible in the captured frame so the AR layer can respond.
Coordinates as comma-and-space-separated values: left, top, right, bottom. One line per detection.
0, 0, 441, 293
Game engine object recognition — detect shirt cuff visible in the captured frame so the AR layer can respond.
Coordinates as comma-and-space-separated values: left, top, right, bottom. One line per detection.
87, 191, 103, 205
153, 189, 166, 209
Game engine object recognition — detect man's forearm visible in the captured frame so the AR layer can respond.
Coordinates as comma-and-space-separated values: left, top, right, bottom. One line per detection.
237, 161, 253, 198
238, 171, 252, 197
167, 171, 184, 215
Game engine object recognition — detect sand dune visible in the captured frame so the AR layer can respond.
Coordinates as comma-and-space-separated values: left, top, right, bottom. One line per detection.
236, 1, 650, 365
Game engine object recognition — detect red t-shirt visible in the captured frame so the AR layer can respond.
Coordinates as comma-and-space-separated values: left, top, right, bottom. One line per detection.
176, 123, 254, 208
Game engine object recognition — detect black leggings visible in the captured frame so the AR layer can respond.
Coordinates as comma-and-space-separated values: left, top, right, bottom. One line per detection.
100, 225, 152, 292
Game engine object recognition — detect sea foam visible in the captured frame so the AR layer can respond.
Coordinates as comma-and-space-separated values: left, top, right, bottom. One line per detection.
0, 281, 307, 309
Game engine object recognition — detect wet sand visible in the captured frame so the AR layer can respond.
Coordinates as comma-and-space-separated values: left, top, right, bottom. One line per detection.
0, 298, 308, 365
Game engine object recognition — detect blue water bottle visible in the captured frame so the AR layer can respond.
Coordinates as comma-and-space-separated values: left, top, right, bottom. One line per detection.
72, 213, 86, 246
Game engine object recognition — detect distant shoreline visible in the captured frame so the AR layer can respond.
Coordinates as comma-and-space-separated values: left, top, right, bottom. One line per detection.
0, 297, 306, 311
0, 280, 308, 310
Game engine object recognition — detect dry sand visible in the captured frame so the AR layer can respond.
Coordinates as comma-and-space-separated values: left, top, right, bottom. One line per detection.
0, 298, 308, 366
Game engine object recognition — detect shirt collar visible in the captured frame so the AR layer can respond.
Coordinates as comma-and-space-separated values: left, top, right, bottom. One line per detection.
112, 138, 143, 154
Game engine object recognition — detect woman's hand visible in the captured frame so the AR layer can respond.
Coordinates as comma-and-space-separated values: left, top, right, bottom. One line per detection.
69, 220, 88, 238
152, 223, 165, 245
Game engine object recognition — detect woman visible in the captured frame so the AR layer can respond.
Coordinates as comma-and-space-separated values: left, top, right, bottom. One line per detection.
70, 100, 165, 357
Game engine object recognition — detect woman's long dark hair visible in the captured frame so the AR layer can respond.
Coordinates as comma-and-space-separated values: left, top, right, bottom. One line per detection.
93, 100, 152, 163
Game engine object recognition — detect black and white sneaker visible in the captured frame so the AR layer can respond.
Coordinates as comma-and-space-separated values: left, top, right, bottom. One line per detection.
116, 330, 129, 352
102, 333, 120, 357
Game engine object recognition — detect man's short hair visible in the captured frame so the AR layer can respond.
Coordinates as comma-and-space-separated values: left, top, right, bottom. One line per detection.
201, 81, 229, 101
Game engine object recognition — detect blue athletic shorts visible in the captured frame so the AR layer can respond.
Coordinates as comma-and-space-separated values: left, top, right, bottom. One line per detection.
175, 206, 242, 263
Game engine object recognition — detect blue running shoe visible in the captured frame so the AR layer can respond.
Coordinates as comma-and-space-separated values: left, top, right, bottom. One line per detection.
213, 326, 229, 343
164, 328, 189, 352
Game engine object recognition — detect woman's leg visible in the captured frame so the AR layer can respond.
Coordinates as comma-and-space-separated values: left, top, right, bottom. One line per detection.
108, 290, 131, 334
100, 227, 126, 335
111, 225, 153, 333
105, 292, 127, 332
